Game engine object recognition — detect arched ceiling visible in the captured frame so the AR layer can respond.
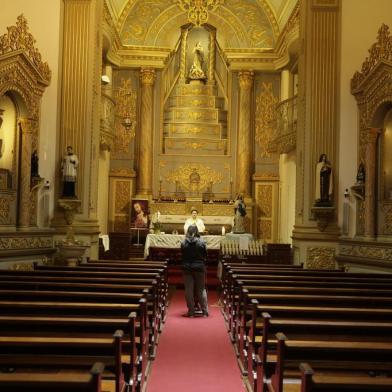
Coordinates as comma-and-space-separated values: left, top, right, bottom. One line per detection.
105, 0, 298, 50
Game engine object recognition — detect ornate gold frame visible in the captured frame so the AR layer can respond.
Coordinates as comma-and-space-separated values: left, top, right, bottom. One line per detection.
0, 15, 51, 228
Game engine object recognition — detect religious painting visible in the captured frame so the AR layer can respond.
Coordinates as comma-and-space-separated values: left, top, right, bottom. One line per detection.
130, 199, 149, 228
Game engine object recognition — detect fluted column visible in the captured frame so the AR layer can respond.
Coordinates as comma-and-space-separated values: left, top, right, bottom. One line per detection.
364, 128, 381, 237
237, 71, 254, 197
137, 68, 156, 196
17, 118, 33, 227
292, 0, 341, 263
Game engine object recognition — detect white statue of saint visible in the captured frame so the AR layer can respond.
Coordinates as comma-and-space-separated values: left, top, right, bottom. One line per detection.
189, 41, 206, 80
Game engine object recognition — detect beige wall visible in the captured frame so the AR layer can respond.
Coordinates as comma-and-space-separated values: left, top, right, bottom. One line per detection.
339, 0, 392, 237
1, 0, 61, 227
97, 150, 110, 234
279, 152, 296, 243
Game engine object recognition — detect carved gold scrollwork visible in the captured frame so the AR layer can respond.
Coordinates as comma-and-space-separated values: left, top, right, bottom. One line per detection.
0, 15, 51, 83
113, 78, 137, 154
352, 24, 392, 92
255, 82, 278, 157
166, 163, 223, 192
307, 246, 336, 270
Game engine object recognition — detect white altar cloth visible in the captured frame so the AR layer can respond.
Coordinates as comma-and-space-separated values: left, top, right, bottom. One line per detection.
144, 234, 223, 258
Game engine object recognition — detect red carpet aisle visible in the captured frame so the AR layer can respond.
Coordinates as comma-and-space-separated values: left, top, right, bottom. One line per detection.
147, 290, 246, 392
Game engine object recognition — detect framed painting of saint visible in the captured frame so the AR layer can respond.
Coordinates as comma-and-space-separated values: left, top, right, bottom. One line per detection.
130, 199, 149, 228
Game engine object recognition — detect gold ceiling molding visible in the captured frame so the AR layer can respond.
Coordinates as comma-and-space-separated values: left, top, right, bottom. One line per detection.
177, 0, 223, 27
352, 24, 392, 92
0, 15, 51, 84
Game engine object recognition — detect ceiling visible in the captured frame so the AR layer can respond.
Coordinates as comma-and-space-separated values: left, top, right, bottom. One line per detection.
105, 0, 298, 49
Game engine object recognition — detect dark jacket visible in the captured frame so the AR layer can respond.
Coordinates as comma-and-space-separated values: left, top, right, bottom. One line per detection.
181, 236, 207, 271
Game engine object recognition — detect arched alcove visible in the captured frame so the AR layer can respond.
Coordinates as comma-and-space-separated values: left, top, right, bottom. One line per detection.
0, 15, 51, 231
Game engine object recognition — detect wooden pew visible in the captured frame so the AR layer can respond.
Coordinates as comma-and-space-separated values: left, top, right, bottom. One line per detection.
299, 362, 392, 392
266, 334, 392, 392
0, 315, 137, 392
0, 362, 106, 392
254, 312, 392, 391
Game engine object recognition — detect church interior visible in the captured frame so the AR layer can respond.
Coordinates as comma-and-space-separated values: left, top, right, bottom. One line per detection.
1, 0, 392, 391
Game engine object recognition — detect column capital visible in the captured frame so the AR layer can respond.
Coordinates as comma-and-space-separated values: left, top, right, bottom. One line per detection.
18, 118, 35, 134
140, 68, 156, 86
363, 127, 382, 145
238, 71, 254, 89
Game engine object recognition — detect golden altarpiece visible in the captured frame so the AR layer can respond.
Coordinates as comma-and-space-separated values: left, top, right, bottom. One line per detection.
105, 1, 300, 249
337, 24, 392, 271
0, 15, 55, 266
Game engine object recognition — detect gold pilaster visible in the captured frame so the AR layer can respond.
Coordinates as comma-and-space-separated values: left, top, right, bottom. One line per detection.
17, 118, 33, 228
53, 0, 101, 258
237, 71, 254, 197
292, 0, 341, 261
137, 68, 156, 197
364, 128, 381, 238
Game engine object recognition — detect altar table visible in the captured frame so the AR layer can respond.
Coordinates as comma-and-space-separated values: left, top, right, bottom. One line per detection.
144, 233, 223, 259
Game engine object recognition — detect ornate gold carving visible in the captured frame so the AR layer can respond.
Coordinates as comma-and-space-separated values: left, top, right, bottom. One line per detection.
185, 142, 206, 150
110, 168, 136, 178
202, 204, 233, 216
383, 203, 392, 234
259, 220, 272, 240
150, 203, 186, 215
178, 0, 222, 27
100, 92, 115, 151
238, 71, 254, 89
0, 15, 51, 83
140, 68, 156, 85
352, 24, 392, 92
307, 247, 336, 270
166, 163, 223, 192
10, 262, 34, 271
114, 78, 137, 153
175, 110, 217, 121
115, 181, 130, 214
257, 184, 272, 218
0, 197, 11, 224
0, 236, 52, 250
255, 82, 278, 157
340, 244, 392, 261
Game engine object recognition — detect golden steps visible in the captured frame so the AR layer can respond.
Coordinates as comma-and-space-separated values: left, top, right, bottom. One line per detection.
164, 107, 227, 123
164, 137, 227, 155
163, 123, 225, 139
175, 83, 216, 96
168, 95, 224, 109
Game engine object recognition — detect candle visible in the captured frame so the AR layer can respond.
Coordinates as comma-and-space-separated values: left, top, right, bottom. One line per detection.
222, 226, 225, 236
160, 176, 162, 182
230, 177, 233, 183
157, 211, 160, 221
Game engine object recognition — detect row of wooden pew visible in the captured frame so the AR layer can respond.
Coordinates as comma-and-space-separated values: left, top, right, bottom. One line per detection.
219, 260, 392, 392
0, 258, 168, 392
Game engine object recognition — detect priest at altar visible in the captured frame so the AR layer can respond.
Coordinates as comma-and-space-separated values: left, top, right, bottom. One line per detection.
183, 209, 205, 234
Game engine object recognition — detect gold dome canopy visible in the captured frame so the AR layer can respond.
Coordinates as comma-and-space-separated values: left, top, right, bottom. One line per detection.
106, 0, 297, 49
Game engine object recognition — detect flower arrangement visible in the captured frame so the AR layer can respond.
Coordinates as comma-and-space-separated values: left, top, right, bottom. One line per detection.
151, 211, 162, 234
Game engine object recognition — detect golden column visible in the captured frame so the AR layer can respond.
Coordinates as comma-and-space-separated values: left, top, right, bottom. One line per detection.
292, 0, 341, 262
137, 68, 156, 197
17, 118, 33, 227
363, 128, 381, 237
237, 71, 254, 197
54, 0, 102, 257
